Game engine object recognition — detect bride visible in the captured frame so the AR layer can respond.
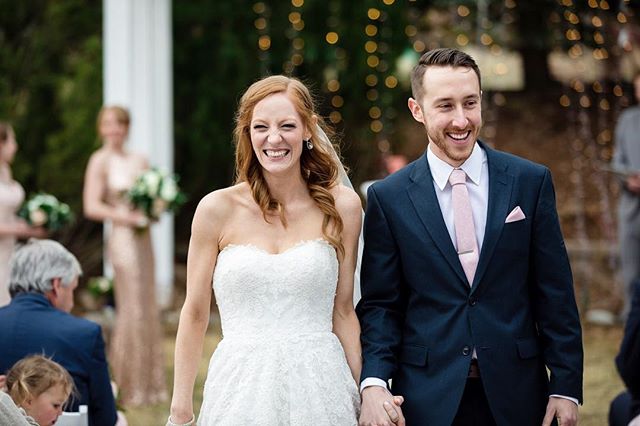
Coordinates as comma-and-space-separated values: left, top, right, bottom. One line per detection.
168, 75, 362, 425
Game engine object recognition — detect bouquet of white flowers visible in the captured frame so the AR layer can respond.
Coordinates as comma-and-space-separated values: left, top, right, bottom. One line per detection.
127, 168, 186, 220
18, 193, 73, 231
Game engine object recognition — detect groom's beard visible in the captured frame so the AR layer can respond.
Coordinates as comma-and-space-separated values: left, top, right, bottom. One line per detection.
425, 120, 481, 164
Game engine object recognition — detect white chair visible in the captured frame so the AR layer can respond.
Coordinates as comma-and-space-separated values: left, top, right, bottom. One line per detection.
54, 405, 88, 426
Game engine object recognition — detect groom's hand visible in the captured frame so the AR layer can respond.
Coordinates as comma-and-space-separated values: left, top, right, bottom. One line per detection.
541, 397, 578, 426
359, 386, 405, 426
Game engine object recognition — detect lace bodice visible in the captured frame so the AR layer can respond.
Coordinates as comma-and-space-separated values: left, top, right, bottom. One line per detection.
213, 239, 338, 338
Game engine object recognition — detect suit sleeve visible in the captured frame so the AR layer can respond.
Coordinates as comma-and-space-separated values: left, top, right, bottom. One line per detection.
616, 280, 640, 397
529, 168, 584, 402
356, 185, 407, 383
88, 327, 118, 426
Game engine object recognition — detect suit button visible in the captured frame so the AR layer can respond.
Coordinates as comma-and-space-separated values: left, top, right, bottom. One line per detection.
469, 298, 477, 306
462, 346, 471, 356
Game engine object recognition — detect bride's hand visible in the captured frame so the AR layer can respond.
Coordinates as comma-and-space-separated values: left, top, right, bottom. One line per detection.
166, 411, 195, 426
359, 386, 405, 426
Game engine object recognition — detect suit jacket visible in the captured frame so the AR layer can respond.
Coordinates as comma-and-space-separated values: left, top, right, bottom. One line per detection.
617, 279, 640, 417
357, 142, 583, 426
0, 293, 117, 426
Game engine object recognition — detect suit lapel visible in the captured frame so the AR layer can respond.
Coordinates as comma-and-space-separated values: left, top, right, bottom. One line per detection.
407, 153, 469, 286
471, 144, 514, 292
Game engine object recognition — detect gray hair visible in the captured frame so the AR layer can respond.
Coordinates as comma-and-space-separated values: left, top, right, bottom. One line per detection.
9, 239, 83, 297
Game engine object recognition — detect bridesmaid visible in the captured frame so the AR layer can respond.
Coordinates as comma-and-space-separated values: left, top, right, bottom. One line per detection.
83, 105, 167, 406
0, 122, 46, 307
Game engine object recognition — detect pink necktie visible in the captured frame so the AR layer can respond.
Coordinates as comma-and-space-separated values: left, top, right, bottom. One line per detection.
449, 168, 479, 286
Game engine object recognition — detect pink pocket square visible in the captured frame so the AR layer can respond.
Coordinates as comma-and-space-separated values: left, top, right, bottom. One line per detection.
505, 206, 526, 223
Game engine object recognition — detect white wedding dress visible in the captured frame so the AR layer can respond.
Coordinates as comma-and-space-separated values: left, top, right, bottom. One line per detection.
198, 239, 360, 426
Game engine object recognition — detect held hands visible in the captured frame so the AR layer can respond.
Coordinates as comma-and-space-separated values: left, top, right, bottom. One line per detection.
541, 397, 578, 426
359, 386, 405, 426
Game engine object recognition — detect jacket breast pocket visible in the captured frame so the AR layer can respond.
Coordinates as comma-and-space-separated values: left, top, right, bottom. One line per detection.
399, 344, 429, 367
497, 219, 530, 254
516, 338, 540, 359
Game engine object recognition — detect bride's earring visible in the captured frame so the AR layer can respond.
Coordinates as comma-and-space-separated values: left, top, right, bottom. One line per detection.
304, 139, 314, 150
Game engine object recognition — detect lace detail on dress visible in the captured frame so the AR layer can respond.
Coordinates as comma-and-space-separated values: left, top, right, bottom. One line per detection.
198, 239, 359, 426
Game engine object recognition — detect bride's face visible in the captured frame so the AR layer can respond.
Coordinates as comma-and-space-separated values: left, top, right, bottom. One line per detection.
249, 93, 310, 177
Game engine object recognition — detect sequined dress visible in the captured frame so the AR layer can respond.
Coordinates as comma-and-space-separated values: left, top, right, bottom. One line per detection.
198, 239, 360, 425
0, 179, 24, 307
105, 153, 167, 406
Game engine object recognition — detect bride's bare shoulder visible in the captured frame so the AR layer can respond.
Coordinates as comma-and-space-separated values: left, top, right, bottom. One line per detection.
331, 184, 362, 217
195, 182, 252, 221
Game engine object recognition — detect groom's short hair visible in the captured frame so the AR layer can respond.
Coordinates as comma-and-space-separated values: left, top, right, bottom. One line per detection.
410, 48, 482, 103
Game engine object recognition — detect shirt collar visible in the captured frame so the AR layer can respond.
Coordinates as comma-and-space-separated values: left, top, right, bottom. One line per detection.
427, 142, 485, 191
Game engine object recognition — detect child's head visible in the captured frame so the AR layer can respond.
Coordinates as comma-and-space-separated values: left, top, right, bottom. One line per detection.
6, 355, 74, 426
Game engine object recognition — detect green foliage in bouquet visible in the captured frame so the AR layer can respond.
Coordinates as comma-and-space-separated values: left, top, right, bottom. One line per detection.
18, 193, 73, 231
127, 168, 187, 220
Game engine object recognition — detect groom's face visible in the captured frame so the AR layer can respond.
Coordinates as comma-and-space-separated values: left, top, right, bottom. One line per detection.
408, 65, 482, 167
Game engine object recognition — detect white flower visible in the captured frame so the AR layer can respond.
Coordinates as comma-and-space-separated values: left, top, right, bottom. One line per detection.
29, 209, 48, 226
97, 278, 111, 293
142, 171, 162, 197
152, 198, 168, 218
159, 177, 178, 202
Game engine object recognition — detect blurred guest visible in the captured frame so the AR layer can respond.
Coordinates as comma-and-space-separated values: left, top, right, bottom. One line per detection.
0, 239, 117, 426
610, 279, 640, 426
0, 122, 46, 307
83, 105, 167, 406
6, 355, 73, 426
613, 73, 640, 319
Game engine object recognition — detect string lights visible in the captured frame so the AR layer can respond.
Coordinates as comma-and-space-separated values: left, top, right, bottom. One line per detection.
364, 0, 399, 154
254, 2, 271, 74
284, 0, 305, 75
325, 0, 345, 125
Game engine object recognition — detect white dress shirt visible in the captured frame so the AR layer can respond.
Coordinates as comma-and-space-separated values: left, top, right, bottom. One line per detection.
361, 142, 578, 406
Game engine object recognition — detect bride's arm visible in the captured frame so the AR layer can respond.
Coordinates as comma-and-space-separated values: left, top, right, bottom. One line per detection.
332, 186, 363, 384
169, 193, 222, 423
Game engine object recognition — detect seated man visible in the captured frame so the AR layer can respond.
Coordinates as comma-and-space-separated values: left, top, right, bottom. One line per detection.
610, 279, 640, 426
0, 239, 117, 426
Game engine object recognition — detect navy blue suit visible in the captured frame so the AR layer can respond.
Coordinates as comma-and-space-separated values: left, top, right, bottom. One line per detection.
610, 280, 640, 425
357, 143, 583, 425
0, 293, 117, 426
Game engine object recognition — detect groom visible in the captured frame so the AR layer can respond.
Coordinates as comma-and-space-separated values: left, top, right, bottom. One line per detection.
357, 48, 583, 426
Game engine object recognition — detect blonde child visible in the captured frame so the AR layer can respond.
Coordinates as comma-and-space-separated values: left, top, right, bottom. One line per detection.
6, 355, 74, 426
